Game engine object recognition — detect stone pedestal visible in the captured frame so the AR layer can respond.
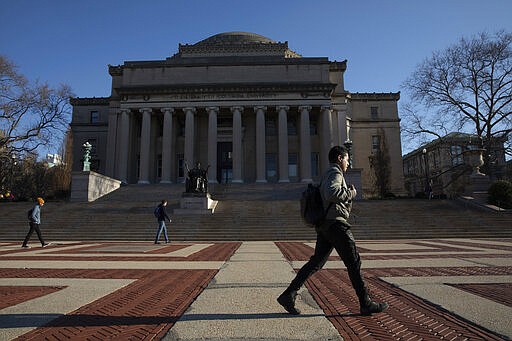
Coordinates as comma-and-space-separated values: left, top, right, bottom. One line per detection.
344, 168, 363, 200
174, 192, 218, 214
466, 173, 491, 202
70, 171, 121, 202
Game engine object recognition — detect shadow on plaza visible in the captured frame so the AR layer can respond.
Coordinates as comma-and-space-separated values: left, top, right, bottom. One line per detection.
0, 314, 178, 329
0, 312, 325, 329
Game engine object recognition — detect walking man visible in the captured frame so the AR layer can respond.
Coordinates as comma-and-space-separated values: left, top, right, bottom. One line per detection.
154, 199, 171, 244
277, 146, 388, 315
22, 197, 50, 248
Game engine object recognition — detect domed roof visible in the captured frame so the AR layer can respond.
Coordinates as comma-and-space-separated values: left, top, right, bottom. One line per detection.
194, 32, 276, 46
174, 32, 301, 58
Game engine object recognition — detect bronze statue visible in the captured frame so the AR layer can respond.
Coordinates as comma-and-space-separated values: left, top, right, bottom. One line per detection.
185, 162, 209, 193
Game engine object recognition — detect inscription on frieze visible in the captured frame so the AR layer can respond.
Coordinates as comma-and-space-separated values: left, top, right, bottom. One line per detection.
170, 92, 278, 100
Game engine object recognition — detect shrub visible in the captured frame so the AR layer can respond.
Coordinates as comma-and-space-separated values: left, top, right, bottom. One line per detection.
488, 180, 512, 209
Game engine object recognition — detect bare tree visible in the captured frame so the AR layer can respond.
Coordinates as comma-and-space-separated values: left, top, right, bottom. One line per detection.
368, 128, 391, 198
0, 55, 73, 158
402, 31, 512, 172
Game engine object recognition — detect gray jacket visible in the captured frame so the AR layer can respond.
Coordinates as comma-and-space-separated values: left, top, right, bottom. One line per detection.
30, 204, 41, 224
319, 163, 354, 227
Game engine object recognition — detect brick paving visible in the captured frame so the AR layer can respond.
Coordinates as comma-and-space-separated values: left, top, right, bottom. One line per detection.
1, 239, 511, 340
276, 239, 512, 340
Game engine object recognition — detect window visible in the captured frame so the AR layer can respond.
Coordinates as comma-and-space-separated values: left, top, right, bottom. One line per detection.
311, 153, 319, 177
266, 153, 277, 181
372, 135, 381, 152
309, 119, 318, 135
136, 155, 140, 178
90, 111, 99, 123
450, 145, 463, 166
266, 118, 277, 136
178, 119, 185, 137
370, 106, 379, 119
288, 153, 298, 177
157, 154, 162, 178
287, 117, 297, 136
177, 153, 184, 177
218, 115, 233, 128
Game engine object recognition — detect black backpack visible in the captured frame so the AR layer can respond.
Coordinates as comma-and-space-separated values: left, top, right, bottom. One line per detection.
27, 208, 34, 220
300, 184, 332, 227
153, 206, 160, 218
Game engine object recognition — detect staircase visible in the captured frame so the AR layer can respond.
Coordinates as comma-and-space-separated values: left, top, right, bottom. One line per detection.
0, 183, 510, 242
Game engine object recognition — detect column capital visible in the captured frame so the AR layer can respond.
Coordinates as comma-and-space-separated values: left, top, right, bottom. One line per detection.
183, 107, 197, 114
276, 105, 290, 112
254, 106, 267, 112
321, 105, 332, 111
298, 105, 312, 112
119, 108, 131, 114
162, 107, 175, 114
206, 106, 220, 113
139, 107, 152, 114
231, 106, 244, 113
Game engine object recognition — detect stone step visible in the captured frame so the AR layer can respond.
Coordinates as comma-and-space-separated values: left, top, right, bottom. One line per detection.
1, 184, 511, 241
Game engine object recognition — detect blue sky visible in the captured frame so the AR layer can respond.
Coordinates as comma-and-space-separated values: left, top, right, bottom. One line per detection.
1, 0, 511, 154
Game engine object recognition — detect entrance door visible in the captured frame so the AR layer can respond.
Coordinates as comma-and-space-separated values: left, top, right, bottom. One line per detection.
217, 142, 233, 183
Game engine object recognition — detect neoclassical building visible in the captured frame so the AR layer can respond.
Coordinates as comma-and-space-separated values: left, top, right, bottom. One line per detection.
71, 32, 405, 197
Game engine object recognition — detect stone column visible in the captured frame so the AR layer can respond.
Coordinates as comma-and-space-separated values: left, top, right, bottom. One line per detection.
138, 108, 152, 184
183, 107, 196, 170
337, 108, 348, 145
118, 109, 130, 184
207, 106, 219, 184
321, 105, 333, 173
231, 106, 244, 183
255, 106, 267, 183
105, 111, 118, 178
299, 105, 312, 182
160, 108, 174, 183
277, 105, 290, 183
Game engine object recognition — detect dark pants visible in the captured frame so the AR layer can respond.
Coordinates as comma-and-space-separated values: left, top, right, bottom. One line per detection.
22, 222, 45, 246
287, 221, 368, 304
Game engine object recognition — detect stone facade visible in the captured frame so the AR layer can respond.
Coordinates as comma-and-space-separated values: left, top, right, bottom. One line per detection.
70, 32, 405, 197
403, 133, 507, 198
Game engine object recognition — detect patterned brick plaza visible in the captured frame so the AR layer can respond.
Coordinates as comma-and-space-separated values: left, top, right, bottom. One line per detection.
0, 239, 510, 340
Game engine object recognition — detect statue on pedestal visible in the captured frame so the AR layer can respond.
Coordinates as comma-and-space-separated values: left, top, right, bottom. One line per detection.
185, 162, 210, 194
82, 142, 92, 172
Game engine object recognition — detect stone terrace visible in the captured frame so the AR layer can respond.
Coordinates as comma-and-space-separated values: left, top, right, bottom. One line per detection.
0, 183, 511, 242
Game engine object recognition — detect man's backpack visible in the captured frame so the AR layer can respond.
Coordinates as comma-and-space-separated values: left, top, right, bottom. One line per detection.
27, 208, 33, 220
300, 184, 331, 227
153, 206, 160, 218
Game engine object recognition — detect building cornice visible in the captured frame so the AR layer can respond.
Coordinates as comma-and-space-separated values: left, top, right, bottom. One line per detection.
108, 56, 330, 73
70, 97, 110, 106
349, 92, 400, 101
329, 60, 347, 72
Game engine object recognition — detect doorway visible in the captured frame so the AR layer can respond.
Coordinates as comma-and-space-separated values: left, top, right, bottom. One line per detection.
217, 142, 232, 183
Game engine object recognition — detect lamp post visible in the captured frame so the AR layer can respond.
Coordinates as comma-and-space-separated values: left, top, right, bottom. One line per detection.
343, 139, 353, 169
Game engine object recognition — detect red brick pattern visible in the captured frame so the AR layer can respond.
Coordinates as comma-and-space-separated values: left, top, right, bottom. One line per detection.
0, 242, 241, 262
5, 268, 216, 340
449, 283, 512, 308
0, 286, 64, 310
306, 270, 506, 340
0, 242, 241, 340
276, 241, 511, 340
